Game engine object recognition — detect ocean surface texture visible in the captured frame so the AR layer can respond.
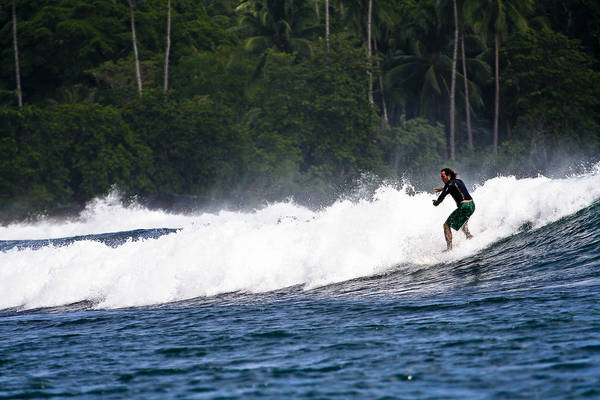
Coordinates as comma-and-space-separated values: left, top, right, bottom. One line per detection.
1, 167, 600, 399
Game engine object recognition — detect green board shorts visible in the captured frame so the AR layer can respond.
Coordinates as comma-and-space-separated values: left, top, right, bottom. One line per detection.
446, 201, 475, 231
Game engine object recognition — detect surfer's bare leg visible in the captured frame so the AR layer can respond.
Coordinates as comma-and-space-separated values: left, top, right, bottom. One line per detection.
443, 223, 452, 251
462, 223, 473, 239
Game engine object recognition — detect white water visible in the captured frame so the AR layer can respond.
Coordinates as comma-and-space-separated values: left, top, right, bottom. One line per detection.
2, 166, 600, 310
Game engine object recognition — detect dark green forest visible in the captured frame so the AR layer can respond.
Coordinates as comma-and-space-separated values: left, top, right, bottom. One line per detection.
1, 0, 599, 219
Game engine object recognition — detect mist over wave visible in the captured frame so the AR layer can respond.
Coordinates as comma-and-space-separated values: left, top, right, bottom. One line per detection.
2, 164, 600, 310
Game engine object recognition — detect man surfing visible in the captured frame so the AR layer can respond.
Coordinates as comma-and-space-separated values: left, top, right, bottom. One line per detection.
432, 168, 474, 251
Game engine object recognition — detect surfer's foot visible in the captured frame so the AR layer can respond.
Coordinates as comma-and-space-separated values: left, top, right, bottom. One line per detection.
466, 233, 473, 240
442, 247, 452, 253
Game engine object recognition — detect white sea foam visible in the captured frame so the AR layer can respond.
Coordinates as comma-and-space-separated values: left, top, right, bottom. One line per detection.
1, 166, 600, 310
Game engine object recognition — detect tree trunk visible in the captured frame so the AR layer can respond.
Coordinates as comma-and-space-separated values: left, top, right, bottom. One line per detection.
530, 119, 547, 166
449, 0, 459, 160
366, 0, 373, 105
378, 74, 389, 125
325, 0, 330, 51
461, 30, 473, 150
315, 0, 319, 17
493, 31, 500, 154
164, 0, 171, 92
373, 39, 388, 125
129, 0, 143, 96
12, 0, 22, 107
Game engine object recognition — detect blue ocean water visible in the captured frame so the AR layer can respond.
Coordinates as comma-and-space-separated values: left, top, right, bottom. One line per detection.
1, 171, 600, 399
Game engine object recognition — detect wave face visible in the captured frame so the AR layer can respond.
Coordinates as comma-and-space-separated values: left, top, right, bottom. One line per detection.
1, 165, 600, 311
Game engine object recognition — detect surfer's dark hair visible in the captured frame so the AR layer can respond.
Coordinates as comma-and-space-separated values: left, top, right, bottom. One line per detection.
441, 168, 457, 179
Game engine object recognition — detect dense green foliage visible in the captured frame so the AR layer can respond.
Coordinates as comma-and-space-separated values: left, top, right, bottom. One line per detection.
0, 104, 152, 213
1, 0, 599, 218
502, 29, 600, 166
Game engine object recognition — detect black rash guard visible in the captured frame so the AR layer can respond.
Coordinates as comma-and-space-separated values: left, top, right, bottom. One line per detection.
434, 178, 473, 207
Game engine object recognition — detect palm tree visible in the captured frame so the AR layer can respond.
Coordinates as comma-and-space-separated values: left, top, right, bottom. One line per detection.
236, 0, 319, 55
163, 0, 171, 92
235, 0, 320, 80
337, 0, 398, 115
459, 30, 490, 146
446, 0, 491, 151
373, 39, 389, 124
367, 0, 373, 104
460, 28, 472, 149
385, 2, 489, 141
128, 0, 142, 96
464, 0, 533, 154
12, 0, 23, 107
449, 0, 459, 159
325, 0, 329, 51
385, 3, 451, 123
437, 0, 467, 157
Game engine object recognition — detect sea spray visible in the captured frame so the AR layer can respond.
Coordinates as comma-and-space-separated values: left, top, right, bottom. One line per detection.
1, 167, 600, 310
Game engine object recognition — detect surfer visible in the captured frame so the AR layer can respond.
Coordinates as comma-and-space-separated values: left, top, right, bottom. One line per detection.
432, 168, 474, 251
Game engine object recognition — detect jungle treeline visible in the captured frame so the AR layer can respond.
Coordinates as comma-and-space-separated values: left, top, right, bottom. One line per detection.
1, 0, 599, 218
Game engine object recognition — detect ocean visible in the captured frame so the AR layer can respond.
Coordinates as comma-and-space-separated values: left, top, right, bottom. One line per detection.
1, 167, 600, 399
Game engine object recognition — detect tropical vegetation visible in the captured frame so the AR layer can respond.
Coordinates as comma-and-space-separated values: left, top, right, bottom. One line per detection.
1, 0, 599, 219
